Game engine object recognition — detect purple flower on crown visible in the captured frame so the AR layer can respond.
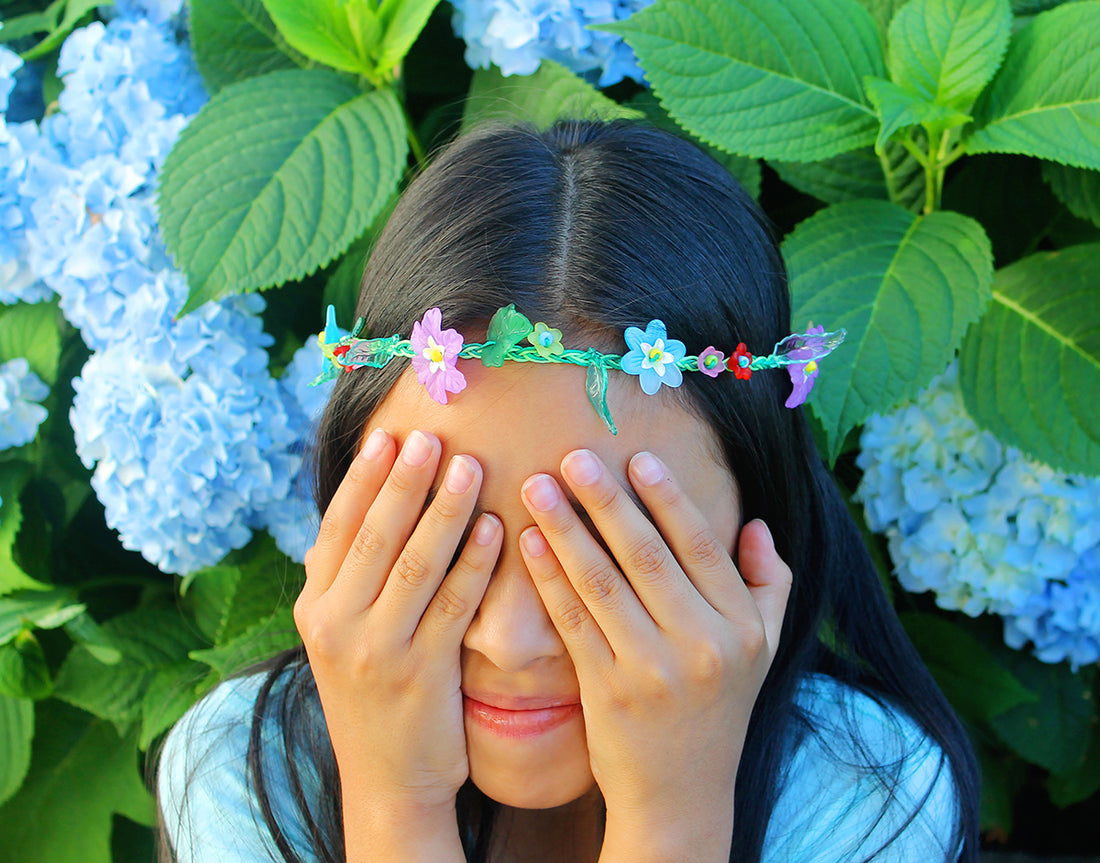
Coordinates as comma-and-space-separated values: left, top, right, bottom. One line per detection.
621, 320, 685, 395
696, 346, 726, 378
785, 324, 826, 408
410, 307, 467, 404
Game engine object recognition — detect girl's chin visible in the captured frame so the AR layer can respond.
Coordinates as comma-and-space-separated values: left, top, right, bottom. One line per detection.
468, 758, 596, 810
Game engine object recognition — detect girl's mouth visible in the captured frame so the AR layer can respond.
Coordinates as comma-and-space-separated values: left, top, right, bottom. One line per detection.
462, 694, 582, 739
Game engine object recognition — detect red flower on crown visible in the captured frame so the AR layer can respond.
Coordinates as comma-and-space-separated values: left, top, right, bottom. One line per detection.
728, 343, 753, 380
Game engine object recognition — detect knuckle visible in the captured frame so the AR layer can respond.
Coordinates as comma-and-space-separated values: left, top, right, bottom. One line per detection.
684, 526, 727, 571
430, 582, 470, 622
625, 535, 669, 580
391, 545, 435, 591
685, 639, 728, 686
554, 597, 592, 635
349, 522, 389, 564
574, 562, 623, 605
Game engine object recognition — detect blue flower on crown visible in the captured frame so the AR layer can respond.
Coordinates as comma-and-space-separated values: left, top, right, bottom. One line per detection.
621, 319, 686, 395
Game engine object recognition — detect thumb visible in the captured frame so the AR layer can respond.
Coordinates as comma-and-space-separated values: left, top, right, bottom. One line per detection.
737, 519, 791, 661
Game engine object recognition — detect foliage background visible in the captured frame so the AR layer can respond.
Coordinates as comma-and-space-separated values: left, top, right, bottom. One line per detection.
0, 0, 1098, 860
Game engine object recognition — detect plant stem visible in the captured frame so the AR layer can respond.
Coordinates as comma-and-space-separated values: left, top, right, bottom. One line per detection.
403, 103, 427, 169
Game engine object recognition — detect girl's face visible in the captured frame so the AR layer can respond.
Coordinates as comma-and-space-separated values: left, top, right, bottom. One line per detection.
368, 359, 741, 810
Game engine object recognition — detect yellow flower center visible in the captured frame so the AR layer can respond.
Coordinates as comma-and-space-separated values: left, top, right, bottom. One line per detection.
648, 347, 664, 362
806, 360, 817, 374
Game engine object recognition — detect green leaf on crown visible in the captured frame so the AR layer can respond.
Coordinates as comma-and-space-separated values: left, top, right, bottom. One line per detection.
1042, 162, 1100, 229
886, 0, 1011, 111
785, 200, 993, 462
602, 0, 884, 162
0, 693, 33, 808
966, 2, 1100, 170
189, 0, 306, 95
462, 61, 643, 134
0, 704, 153, 863
158, 69, 407, 314
958, 244, 1100, 476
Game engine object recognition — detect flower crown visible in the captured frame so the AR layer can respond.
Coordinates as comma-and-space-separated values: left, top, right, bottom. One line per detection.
314, 304, 845, 435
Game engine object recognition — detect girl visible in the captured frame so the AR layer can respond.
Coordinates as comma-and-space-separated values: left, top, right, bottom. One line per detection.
158, 120, 980, 863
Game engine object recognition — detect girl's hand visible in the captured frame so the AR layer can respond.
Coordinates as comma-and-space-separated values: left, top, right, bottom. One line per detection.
295, 429, 502, 858
518, 449, 791, 863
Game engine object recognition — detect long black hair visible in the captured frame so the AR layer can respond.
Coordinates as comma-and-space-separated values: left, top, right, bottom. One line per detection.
228, 120, 978, 863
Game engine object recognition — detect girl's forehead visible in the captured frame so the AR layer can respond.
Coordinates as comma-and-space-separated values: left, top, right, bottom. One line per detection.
366, 361, 740, 537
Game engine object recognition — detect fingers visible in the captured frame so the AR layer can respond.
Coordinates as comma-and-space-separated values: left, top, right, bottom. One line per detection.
303, 427, 397, 598
520, 468, 657, 648
735, 519, 791, 662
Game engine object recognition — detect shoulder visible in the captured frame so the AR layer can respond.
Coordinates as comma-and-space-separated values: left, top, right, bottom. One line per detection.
158, 667, 322, 863
761, 674, 961, 863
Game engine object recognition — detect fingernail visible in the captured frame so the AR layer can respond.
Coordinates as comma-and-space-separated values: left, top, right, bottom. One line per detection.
562, 449, 601, 486
402, 431, 433, 467
520, 526, 548, 557
755, 518, 774, 545
523, 475, 560, 511
359, 428, 388, 461
473, 514, 500, 546
631, 452, 665, 487
445, 455, 475, 494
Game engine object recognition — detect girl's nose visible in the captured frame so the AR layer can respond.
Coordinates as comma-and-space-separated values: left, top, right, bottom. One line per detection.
462, 543, 566, 672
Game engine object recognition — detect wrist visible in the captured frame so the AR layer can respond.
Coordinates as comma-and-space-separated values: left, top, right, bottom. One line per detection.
343, 797, 465, 863
599, 803, 735, 863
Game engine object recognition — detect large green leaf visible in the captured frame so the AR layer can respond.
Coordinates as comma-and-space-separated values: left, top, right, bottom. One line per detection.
0, 466, 42, 596
771, 142, 924, 207
462, 61, 643, 134
856, 0, 912, 34
375, 0, 444, 76
887, 0, 1011, 110
190, 607, 300, 678
1042, 162, 1100, 228
900, 612, 1036, 724
0, 301, 62, 386
605, 0, 885, 161
189, 0, 305, 94
52, 606, 202, 730
966, 2, 1100, 169
785, 200, 993, 460
0, 589, 84, 646
159, 69, 407, 313
989, 657, 1095, 773
958, 244, 1100, 475
0, 703, 153, 863
0, 694, 32, 808
1048, 712, 1100, 807
260, 0, 380, 77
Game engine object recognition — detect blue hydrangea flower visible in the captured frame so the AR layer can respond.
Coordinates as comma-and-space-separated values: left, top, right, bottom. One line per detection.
70, 295, 302, 575
0, 357, 49, 449
254, 337, 338, 562
621, 319, 686, 395
857, 364, 1100, 667
451, 0, 654, 87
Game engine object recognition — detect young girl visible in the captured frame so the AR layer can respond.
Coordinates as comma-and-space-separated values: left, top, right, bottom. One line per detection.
158, 120, 980, 863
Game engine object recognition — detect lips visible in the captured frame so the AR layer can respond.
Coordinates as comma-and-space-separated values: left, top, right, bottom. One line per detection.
462, 691, 582, 739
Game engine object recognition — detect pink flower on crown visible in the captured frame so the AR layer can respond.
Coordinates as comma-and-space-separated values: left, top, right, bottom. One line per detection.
410, 308, 467, 404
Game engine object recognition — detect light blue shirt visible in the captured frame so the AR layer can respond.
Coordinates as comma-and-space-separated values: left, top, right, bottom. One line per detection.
159, 671, 960, 862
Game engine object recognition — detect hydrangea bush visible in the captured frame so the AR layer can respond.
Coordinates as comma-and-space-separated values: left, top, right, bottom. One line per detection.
0, 0, 1098, 858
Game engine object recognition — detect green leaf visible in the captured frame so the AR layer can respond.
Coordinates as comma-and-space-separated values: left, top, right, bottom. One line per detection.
16, 0, 102, 61
887, 0, 1011, 110
989, 657, 1095, 774
0, 694, 32, 808
0, 1, 63, 43
52, 606, 202, 729
138, 660, 210, 750
958, 244, 1100, 475
0, 466, 43, 596
785, 200, 993, 461
863, 75, 970, 151
189, 0, 305, 94
1042, 162, 1100, 228
375, 0, 443, 77
481, 304, 532, 367
0, 703, 154, 863
0, 589, 84, 646
772, 140, 925, 209
462, 61, 643, 134
159, 69, 407, 313
189, 606, 300, 677
0, 632, 51, 700
1047, 708, 1100, 807
605, 0, 885, 161
261, 0, 380, 77
967, 2, 1100, 169
899, 612, 1036, 724
0, 301, 62, 385
855, 0, 913, 35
